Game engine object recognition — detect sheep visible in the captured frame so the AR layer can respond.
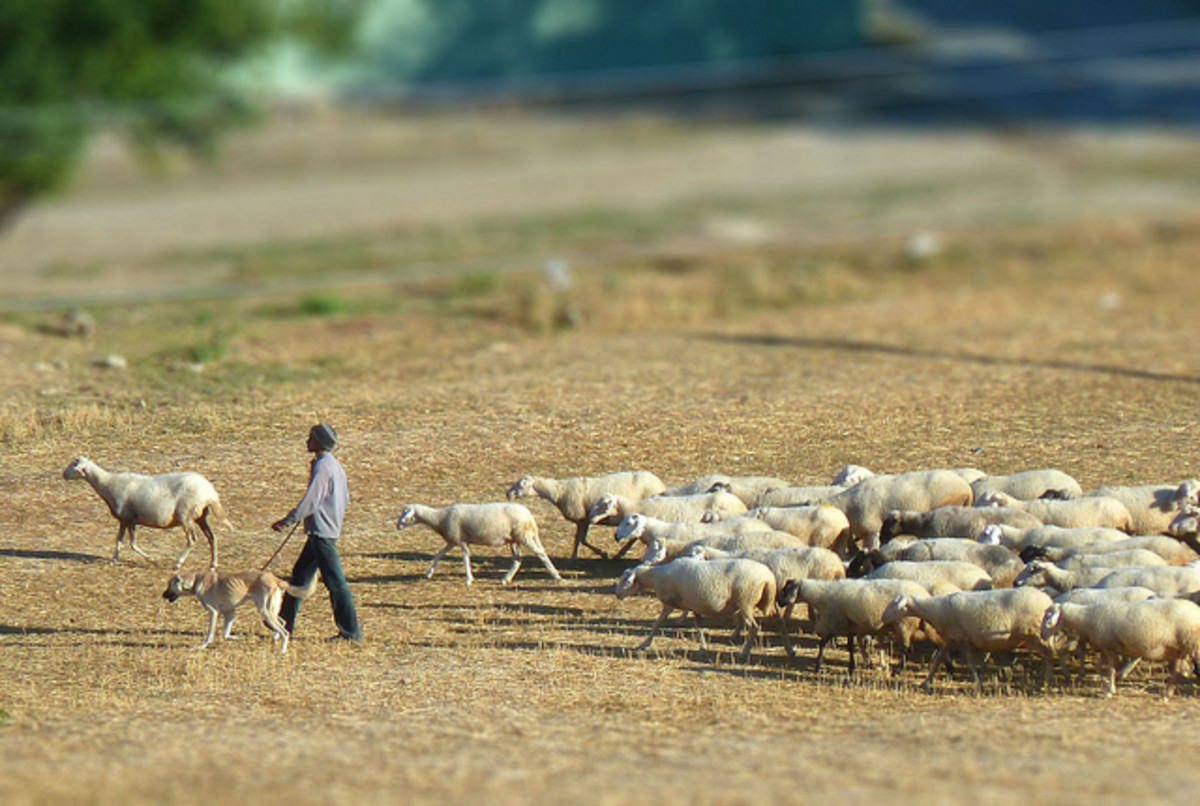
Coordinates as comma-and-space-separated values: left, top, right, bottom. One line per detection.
613, 512, 772, 551
882, 587, 1057, 692
1082, 480, 1200, 536
506, 470, 665, 559
726, 505, 852, 557
1091, 563, 1200, 598
1018, 547, 1168, 573
890, 538, 1025, 588
979, 523, 1131, 553
1040, 598, 1200, 696
587, 490, 748, 532
614, 553, 776, 662
1022, 535, 1199, 567
863, 559, 993, 594
975, 490, 1133, 533
1167, 504, 1200, 556
970, 469, 1083, 501
754, 484, 847, 508
1012, 559, 1124, 594
776, 577, 935, 673
831, 464, 875, 487
396, 502, 562, 586
879, 505, 1043, 543
641, 531, 806, 563
822, 469, 975, 549
662, 474, 792, 507
62, 456, 227, 569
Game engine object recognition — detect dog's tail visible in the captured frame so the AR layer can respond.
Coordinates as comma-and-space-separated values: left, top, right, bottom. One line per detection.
286, 575, 319, 601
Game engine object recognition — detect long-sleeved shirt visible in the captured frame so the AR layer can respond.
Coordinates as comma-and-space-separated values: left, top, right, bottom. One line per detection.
281, 451, 348, 539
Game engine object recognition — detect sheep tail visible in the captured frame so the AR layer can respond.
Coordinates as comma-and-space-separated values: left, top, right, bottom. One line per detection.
206, 499, 235, 532
758, 579, 778, 618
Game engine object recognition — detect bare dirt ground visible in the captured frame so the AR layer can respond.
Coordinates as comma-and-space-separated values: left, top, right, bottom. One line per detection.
2, 108, 1200, 805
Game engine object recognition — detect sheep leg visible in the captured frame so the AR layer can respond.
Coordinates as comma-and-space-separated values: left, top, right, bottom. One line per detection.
1116, 657, 1141, 681
846, 634, 857, 675
1101, 652, 1118, 698
173, 525, 196, 570
531, 547, 562, 582
964, 647, 984, 695
125, 524, 153, 562
502, 545, 523, 586
112, 524, 128, 564
637, 603, 674, 651
814, 636, 831, 673
196, 512, 218, 569
781, 603, 798, 658
572, 521, 608, 560
425, 544, 452, 580
922, 646, 950, 691
737, 617, 759, 663
692, 614, 708, 651
461, 544, 474, 586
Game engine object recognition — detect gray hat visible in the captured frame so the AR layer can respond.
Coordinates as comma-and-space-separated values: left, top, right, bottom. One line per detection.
309, 423, 338, 451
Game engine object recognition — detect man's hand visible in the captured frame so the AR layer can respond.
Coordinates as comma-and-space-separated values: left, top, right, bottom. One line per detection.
271, 519, 289, 533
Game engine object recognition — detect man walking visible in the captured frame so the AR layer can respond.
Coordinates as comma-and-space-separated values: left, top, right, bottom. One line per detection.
272, 423, 361, 643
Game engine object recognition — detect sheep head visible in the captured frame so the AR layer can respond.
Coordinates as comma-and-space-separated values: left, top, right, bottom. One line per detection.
776, 578, 801, 608
614, 567, 641, 599
1013, 560, 1051, 588
615, 513, 646, 542
977, 524, 1004, 545
642, 538, 669, 565
395, 505, 417, 530
833, 463, 873, 487
1174, 481, 1200, 507
507, 475, 535, 500
1039, 603, 1064, 640
62, 456, 91, 481
1168, 504, 1200, 538
975, 490, 1013, 508
881, 593, 917, 624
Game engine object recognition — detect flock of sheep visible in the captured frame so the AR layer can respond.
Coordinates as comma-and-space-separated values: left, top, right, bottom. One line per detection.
60, 452, 1200, 697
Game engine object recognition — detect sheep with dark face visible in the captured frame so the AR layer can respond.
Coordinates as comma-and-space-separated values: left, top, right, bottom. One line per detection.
822, 470, 975, 549
62, 456, 228, 569
1022, 535, 1199, 567
506, 471, 665, 559
879, 505, 1042, 544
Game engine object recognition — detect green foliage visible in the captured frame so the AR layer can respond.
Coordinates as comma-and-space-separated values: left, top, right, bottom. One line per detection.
0, 1, 364, 225
297, 293, 351, 317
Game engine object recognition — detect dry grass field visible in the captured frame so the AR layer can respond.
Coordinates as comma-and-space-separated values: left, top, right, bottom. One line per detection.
3, 109, 1200, 805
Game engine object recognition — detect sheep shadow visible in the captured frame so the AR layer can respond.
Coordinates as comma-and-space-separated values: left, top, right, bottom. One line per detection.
0, 548, 104, 564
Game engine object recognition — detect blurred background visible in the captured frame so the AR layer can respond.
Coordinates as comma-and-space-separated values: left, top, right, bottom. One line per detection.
3, 0, 1200, 312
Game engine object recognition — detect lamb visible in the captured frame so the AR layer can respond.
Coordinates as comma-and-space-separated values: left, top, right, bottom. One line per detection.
890, 538, 1025, 588
863, 559, 993, 594
62, 456, 227, 569
663, 474, 792, 507
970, 469, 1083, 501
979, 523, 1131, 553
506, 470, 665, 559
1040, 598, 1200, 696
776, 577, 934, 673
1082, 480, 1200, 535
821, 469, 975, 548
587, 490, 748, 531
882, 587, 1057, 692
614, 553, 776, 662
1021, 535, 1199, 567
975, 490, 1133, 533
879, 505, 1043, 543
396, 502, 562, 586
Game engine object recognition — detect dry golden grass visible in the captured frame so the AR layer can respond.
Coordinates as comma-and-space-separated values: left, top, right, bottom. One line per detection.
4, 214, 1200, 805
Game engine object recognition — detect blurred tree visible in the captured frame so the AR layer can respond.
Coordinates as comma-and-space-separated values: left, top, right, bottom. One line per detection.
0, 0, 363, 233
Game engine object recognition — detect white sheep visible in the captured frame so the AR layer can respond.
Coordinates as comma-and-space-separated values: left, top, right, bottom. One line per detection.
614, 554, 776, 662
396, 502, 562, 586
831, 464, 876, 487
1082, 480, 1200, 535
975, 490, 1133, 533
754, 484, 847, 508
882, 587, 1057, 692
879, 505, 1042, 543
1167, 504, 1200, 557
864, 559, 994, 594
613, 512, 771, 548
1025, 535, 1199, 567
506, 470, 665, 559
823, 469, 975, 548
1091, 562, 1200, 598
741, 505, 853, 557
641, 531, 806, 563
62, 456, 228, 569
662, 474, 792, 507
1040, 598, 1200, 696
1024, 548, 1168, 573
970, 469, 1083, 501
1012, 559, 1125, 593
776, 577, 935, 673
891, 538, 1025, 588
587, 490, 748, 530
979, 523, 1131, 553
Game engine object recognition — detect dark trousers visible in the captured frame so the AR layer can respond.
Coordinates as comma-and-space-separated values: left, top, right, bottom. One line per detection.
280, 534, 361, 640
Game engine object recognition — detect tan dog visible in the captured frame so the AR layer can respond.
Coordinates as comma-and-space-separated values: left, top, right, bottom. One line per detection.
162, 570, 315, 654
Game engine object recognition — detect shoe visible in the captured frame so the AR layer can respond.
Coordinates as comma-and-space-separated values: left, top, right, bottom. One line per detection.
326, 633, 362, 644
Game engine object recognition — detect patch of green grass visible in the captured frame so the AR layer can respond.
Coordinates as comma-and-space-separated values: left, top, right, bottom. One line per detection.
297, 293, 352, 317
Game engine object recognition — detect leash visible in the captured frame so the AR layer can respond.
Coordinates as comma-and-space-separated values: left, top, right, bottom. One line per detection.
261, 522, 300, 571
